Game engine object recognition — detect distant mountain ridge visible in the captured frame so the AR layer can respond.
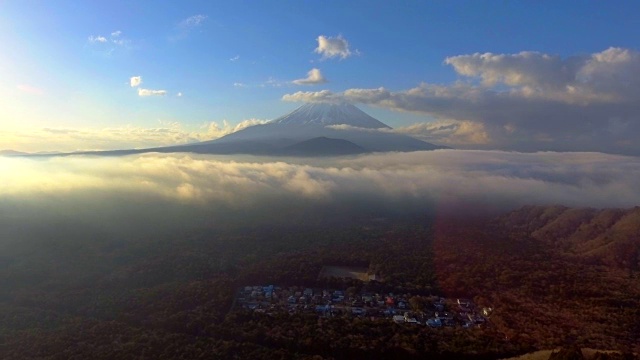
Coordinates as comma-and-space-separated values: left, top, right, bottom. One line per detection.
19, 102, 445, 157
0, 150, 28, 156
206, 102, 443, 154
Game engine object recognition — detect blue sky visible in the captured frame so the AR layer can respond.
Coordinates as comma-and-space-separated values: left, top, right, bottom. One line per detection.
1, 1, 639, 152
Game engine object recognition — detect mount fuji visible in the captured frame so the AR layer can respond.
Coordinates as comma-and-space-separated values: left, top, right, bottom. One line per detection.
43, 103, 444, 157
163, 102, 443, 156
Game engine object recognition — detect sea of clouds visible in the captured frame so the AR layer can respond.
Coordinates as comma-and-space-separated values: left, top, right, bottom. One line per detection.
1, 150, 639, 246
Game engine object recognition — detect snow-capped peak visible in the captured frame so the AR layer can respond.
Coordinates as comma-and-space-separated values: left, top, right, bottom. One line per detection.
271, 102, 392, 129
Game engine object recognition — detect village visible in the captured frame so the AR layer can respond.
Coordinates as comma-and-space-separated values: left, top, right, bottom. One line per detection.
234, 285, 492, 329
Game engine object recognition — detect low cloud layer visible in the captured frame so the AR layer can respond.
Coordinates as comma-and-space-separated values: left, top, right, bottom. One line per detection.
284, 47, 640, 155
2, 151, 638, 248
2, 150, 639, 212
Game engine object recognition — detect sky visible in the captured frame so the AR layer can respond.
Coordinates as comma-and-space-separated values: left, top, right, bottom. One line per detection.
1, 1, 640, 153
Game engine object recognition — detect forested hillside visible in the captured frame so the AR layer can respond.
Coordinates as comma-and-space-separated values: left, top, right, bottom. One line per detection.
497, 206, 640, 271
1, 208, 639, 359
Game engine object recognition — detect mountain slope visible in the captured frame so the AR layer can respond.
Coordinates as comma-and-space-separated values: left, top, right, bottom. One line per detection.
496, 205, 640, 270
279, 137, 367, 156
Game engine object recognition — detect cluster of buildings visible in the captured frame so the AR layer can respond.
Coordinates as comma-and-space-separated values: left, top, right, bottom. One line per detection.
235, 285, 491, 328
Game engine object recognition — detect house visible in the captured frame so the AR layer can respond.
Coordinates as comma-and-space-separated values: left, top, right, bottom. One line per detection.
352, 308, 365, 315
385, 297, 395, 306
443, 319, 456, 327
287, 296, 296, 304
392, 315, 405, 324
426, 318, 442, 328
435, 312, 453, 320
384, 308, 396, 316
404, 312, 418, 324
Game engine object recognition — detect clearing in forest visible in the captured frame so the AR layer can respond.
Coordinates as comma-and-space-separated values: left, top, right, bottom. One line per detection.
318, 265, 370, 281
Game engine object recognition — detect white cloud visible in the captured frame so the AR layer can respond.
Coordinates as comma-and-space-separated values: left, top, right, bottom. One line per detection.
326, 119, 490, 147
171, 14, 208, 41
281, 47, 640, 155
88, 35, 107, 43
181, 14, 207, 28
233, 118, 269, 131
130, 76, 168, 97
2, 151, 640, 211
233, 78, 286, 88
230, 55, 240, 61
315, 35, 352, 60
130, 76, 142, 87
177, 92, 183, 97
138, 88, 167, 97
282, 90, 337, 103
263, 77, 284, 87
394, 120, 490, 146
200, 118, 269, 139
292, 68, 327, 85
443, 47, 640, 103
88, 31, 130, 49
